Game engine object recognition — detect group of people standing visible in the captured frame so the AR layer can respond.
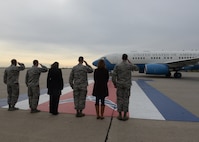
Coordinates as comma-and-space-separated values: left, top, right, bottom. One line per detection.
3, 54, 136, 121
3, 59, 48, 113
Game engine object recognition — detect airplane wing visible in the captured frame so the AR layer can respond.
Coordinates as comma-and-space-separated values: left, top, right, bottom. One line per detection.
165, 58, 199, 68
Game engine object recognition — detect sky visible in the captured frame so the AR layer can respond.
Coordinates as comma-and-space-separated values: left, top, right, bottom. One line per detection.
0, 0, 199, 68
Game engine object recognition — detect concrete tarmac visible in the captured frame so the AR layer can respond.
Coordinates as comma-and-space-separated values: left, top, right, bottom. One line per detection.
0, 68, 199, 142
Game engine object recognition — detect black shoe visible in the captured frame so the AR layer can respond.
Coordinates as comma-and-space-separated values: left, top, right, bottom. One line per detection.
76, 112, 80, 117
79, 113, 85, 117
52, 112, 59, 115
8, 107, 12, 111
117, 115, 123, 121
76, 112, 85, 117
8, 107, 19, 111
123, 116, 129, 121
31, 109, 41, 113
100, 116, 104, 120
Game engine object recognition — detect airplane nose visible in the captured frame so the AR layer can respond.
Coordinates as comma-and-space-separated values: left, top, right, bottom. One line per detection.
92, 60, 98, 67
92, 58, 115, 70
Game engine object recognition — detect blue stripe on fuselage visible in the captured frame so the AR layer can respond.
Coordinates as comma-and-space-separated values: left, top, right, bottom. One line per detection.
92, 57, 116, 71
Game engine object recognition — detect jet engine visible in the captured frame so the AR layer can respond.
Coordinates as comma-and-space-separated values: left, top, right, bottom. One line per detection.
145, 64, 169, 75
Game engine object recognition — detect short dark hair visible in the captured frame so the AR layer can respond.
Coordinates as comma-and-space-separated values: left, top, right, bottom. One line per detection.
33, 60, 38, 65
122, 54, 128, 60
11, 59, 17, 65
78, 56, 84, 62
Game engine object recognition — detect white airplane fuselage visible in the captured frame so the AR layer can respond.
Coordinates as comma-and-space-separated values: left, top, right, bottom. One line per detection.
92, 51, 199, 78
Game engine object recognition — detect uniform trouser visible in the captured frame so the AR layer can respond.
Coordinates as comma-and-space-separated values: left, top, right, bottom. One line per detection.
7, 83, 19, 106
28, 86, 40, 110
49, 94, 60, 114
73, 88, 87, 110
116, 87, 130, 112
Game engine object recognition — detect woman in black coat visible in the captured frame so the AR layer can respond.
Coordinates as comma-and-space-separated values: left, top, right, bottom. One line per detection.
92, 59, 109, 119
47, 62, 63, 115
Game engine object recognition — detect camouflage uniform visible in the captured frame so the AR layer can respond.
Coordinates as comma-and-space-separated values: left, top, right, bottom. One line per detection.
69, 63, 93, 114
4, 63, 25, 110
112, 60, 135, 113
25, 64, 48, 111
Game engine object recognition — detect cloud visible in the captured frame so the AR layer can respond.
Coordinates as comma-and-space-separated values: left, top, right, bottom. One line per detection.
0, 0, 199, 67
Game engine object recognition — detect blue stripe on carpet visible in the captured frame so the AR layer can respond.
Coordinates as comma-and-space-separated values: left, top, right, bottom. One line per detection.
137, 79, 199, 122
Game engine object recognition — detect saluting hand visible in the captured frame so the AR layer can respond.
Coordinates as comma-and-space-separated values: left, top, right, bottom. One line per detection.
84, 61, 89, 66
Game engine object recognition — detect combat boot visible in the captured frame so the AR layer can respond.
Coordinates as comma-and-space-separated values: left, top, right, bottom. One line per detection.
79, 110, 85, 117
8, 105, 19, 111
31, 109, 40, 113
123, 112, 129, 121
117, 112, 123, 120
8, 104, 12, 111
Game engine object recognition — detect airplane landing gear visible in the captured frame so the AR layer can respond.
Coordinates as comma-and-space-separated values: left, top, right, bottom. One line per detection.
174, 72, 182, 78
166, 72, 171, 78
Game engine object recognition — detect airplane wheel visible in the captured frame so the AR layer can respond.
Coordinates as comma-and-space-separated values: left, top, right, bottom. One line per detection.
174, 72, 182, 78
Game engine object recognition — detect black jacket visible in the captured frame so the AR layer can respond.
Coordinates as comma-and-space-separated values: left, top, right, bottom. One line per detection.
92, 68, 109, 98
47, 68, 63, 95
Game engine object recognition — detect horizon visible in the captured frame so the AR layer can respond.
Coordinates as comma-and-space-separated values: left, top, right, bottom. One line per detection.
1, 49, 199, 68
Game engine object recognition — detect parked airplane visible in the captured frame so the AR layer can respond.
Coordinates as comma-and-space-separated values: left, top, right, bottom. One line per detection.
92, 51, 199, 78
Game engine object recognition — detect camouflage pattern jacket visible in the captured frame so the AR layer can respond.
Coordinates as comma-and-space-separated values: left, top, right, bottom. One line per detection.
69, 63, 93, 90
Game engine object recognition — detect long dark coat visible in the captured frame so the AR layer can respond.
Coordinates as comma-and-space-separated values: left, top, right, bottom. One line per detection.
92, 68, 109, 98
47, 68, 63, 95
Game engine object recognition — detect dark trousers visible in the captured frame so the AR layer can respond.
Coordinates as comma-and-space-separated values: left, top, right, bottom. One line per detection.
49, 94, 60, 114
95, 96, 105, 106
